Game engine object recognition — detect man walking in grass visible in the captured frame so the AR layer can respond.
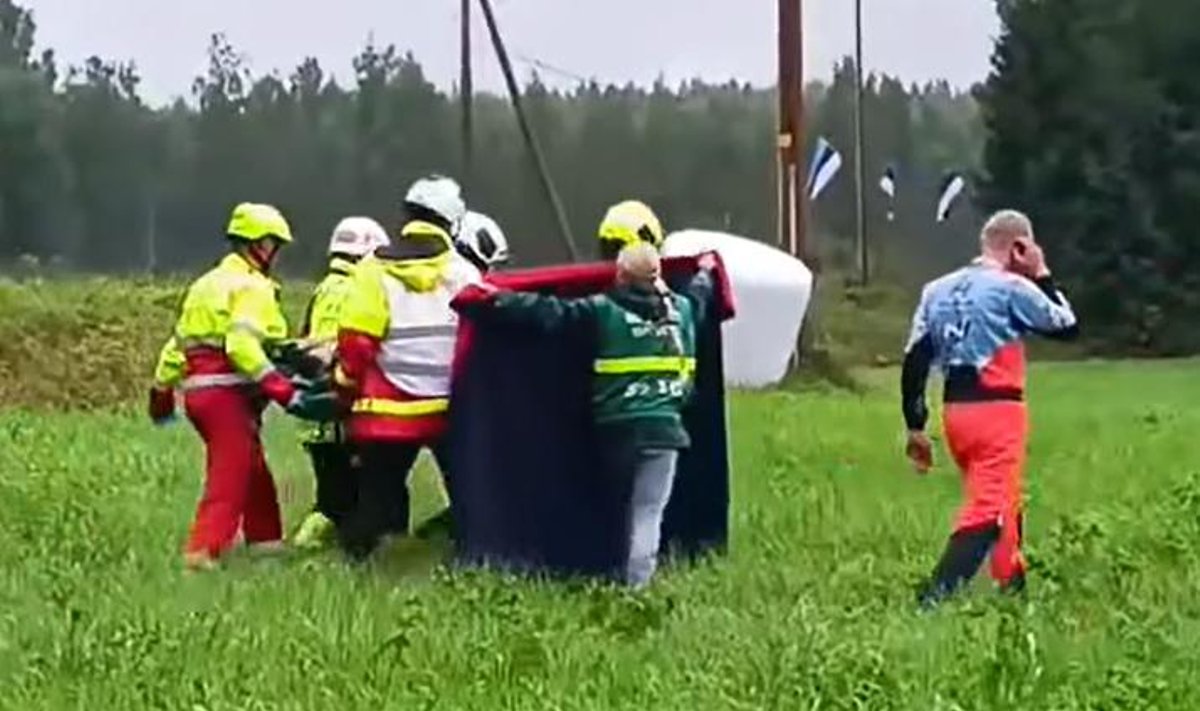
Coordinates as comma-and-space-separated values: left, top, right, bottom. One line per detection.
901, 209, 1078, 607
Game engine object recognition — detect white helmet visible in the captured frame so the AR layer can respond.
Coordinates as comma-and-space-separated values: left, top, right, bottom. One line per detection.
327, 216, 390, 257
404, 175, 467, 233
457, 211, 510, 269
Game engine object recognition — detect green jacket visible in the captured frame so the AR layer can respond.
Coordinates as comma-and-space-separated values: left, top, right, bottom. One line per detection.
488, 272, 713, 450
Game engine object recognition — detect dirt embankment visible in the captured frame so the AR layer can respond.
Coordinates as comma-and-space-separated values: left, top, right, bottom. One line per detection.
0, 278, 316, 410
0, 278, 185, 410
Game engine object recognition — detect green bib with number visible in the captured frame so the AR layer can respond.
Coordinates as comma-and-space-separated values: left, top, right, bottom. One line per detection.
590, 292, 698, 433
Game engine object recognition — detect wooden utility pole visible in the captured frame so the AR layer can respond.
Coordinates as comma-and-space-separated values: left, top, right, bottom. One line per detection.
853, 0, 868, 284
778, 0, 806, 262
460, 0, 474, 184
477, 0, 580, 262
780, 0, 810, 368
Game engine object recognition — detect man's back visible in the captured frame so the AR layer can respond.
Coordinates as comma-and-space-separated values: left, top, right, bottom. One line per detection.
906, 260, 1077, 407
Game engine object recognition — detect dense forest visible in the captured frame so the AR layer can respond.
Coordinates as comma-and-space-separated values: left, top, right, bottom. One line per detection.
977, 0, 1200, 353
9, 0, 1190, 355
0, 0, 982, 282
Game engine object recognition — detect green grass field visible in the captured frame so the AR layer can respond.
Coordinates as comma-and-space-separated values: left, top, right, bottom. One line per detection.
4, 358, 1200, 709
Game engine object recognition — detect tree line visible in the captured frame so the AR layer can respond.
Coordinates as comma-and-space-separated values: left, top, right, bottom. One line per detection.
978, 0, 1200, 354
0, 0, 983, 282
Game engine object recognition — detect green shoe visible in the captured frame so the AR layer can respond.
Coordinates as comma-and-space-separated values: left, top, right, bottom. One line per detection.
293, 512, 335, 549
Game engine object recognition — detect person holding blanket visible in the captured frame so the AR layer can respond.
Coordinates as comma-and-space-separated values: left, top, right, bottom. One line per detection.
455, 243, 717, 588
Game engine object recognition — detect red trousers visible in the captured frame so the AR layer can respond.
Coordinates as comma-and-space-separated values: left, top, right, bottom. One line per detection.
183, 387, 282, 557
943, 401, 1028, 583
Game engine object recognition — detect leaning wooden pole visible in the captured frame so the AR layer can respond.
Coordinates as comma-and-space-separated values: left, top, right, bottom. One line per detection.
477, 0, 581, 262
460, 0, 474, 185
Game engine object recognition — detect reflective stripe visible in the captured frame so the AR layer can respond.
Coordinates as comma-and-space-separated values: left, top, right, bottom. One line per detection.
351, 398, 449, 416
179, 336, 225, 350
386, 324, 458, 340
593, 356, 696, 375
378, 358, 452, 378
181, 373, 252, 391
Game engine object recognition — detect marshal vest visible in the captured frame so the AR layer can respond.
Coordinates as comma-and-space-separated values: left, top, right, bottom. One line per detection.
590, 291, 698, 429
375, 274, 459, 399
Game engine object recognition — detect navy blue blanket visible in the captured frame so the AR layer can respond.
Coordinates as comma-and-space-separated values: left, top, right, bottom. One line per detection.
447, 257, 733, 579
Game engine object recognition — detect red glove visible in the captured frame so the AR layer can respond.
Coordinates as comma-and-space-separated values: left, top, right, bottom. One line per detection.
453, 282, 500, 310
259, 370, 297, 408
147, 386, 176, 423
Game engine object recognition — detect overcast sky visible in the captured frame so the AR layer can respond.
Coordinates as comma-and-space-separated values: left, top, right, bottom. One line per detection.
22, 1, 1000, 105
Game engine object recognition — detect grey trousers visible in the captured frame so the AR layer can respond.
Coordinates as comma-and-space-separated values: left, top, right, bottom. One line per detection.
626, 449, 680, 588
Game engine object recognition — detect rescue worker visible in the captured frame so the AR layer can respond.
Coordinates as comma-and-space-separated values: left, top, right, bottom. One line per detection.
901, 209, 1078, 608
597, 200, 665, 260
148, 203, 314, 571
403, 174, 467, 238
455, 210, 510, 277
292, 217, 390, 549
332, 211, 478, 560
455, 243, 717, 588
396, 176, 477, 539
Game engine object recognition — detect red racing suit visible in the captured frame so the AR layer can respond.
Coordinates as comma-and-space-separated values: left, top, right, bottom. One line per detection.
902, 258, 1077, 586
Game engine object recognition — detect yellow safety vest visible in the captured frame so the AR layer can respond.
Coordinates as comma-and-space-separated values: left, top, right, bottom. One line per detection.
338, 224, 478, 417
301, 258, 357, 444
303, 257, 357, 342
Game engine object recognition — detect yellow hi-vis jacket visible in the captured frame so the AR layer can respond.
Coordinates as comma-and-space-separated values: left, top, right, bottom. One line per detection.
335, 221, 478, 441
302, 257, 357, 343
300, 256, 357, 444
153, 253, 290, 390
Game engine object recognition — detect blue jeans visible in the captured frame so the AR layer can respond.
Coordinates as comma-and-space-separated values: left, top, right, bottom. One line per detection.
626, 449, 680, 588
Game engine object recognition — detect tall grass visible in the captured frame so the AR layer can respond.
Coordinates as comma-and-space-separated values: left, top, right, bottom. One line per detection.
3, 360, 1200, 708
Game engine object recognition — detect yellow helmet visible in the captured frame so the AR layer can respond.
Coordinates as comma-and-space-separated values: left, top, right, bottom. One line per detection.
598, 200, 664, 251
226, 203, 293, 243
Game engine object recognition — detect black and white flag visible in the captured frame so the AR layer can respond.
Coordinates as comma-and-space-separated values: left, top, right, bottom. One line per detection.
806, 137, 843, 201
880, 165, 897, 222
936, 172, 966, 222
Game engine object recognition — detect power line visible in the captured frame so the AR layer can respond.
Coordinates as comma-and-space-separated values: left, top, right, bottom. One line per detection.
511, 53, 590, 85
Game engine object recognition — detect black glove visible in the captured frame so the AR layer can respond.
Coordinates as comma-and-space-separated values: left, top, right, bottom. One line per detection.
285, 390, 341, 422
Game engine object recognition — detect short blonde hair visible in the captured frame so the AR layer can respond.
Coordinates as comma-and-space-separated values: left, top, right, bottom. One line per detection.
981, 209, 1034, 251
616, 242, 661, 287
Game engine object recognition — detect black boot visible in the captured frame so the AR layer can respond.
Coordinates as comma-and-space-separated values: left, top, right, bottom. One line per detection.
917, 525, 999, 610
999, 569, 1026, 596
414, 508, 454, 541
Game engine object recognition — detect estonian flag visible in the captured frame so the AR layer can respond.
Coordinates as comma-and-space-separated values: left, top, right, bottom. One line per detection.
806, 137, 843, 201
879, 166, 896, 199
880, 166, 897, 222
936, 172, 966, 222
